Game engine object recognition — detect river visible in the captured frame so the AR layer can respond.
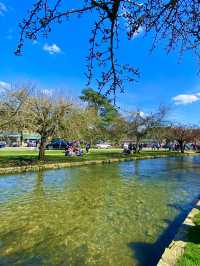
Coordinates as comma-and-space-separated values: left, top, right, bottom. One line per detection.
0, 156, 200, 266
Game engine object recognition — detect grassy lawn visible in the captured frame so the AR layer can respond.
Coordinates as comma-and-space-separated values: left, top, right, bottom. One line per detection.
0, 148, 181, 168
177, 212, 200, 266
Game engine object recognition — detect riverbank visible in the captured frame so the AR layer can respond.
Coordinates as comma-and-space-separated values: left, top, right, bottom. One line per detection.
0, 149, 195, 175
176, 204, 200, 266
157, 199, 200, 266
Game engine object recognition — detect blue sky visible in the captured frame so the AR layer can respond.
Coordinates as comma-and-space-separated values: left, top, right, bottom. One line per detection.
0, 0, 200, 124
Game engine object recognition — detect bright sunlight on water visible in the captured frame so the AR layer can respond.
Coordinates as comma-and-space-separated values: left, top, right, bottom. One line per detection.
0, 156, 200, 266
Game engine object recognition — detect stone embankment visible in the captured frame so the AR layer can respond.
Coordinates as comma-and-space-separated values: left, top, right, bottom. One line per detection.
157, 199, 200, 266
0, 153, 191, 175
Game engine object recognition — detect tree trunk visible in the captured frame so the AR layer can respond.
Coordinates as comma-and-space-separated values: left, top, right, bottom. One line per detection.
135, 136, 140, 153
38, 136, 46, 161
179, 140, 185, 153
20, 131, 23, 146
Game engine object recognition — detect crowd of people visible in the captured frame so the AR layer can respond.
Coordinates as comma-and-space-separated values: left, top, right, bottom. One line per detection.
65, 141, 91, 157
151, 143, 161, 150
63, 140, 199, 157
152, 142, 199, 151
123, 143, 143, 154
123, 141, 200, 154
167, 143, 199, 151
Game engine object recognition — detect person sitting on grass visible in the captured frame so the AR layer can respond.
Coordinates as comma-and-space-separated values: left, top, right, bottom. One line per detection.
76, 148, 83, 156
123, 144, 131, 154
65, 146, 73, 156
65, 144, 83, 157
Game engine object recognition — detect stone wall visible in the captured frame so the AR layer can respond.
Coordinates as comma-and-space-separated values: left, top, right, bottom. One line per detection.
0, 153, 188, 175
157, 199, 200, 266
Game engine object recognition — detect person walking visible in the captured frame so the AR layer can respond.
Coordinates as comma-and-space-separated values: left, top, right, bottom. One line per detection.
86, 143, 91, 153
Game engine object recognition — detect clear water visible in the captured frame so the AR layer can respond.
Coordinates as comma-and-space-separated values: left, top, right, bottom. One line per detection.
0, 156, 200, 266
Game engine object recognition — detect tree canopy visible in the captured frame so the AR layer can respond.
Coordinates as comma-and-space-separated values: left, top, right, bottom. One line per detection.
0, 87, 28, 130
80, 88, 118, 125
24, 92, 71, 160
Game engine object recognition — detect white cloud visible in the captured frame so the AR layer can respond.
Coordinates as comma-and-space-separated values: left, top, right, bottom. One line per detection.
139, 111, 146, 118
0, 81, 11, 90
43, 43, 61, 55
0, 2, 7, 15
172, 93, 200, 105
132, 26, 143, 39
131, 110, 147, 118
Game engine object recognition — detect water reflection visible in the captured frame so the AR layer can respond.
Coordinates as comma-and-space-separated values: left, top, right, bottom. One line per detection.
0, 157, 200, 265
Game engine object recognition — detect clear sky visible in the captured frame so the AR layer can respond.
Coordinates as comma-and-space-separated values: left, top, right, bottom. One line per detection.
0, 0, 200, 124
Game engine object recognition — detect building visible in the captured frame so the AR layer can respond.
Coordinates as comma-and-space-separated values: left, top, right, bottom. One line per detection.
0, 131, 40, 146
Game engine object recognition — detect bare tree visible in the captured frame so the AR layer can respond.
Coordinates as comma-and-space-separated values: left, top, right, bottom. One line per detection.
26, 92, 71, 160
107, 115, 127, 145
190, 127, 200, 149
16, 1, 200, 102
127, 106, 167, 152
168, 125, 193, 153
148, 126, 168, 146
0, 86, 29, 131
60, 104, 101, 144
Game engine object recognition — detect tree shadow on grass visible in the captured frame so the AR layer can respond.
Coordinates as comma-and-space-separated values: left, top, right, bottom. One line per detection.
128, 198, 200, 266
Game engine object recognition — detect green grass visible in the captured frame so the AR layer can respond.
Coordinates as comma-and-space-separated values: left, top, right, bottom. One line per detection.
0, 148, 181, 168
176, 212, 200, 266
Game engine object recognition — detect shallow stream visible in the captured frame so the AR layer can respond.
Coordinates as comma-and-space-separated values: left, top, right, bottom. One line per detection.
0, 156, 200, 266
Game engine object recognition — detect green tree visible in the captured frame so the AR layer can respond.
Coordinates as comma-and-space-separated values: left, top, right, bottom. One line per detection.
80, 88, 108, 110
80, 88, 119, 141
